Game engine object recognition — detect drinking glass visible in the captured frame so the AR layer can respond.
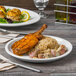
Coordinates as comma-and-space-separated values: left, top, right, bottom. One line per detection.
33, 0, 49, 18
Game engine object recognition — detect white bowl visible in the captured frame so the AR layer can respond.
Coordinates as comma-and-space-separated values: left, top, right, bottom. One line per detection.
5, 35, 73, 63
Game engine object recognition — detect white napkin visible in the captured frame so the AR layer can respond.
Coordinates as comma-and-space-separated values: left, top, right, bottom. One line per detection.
0, 33, 19, 43
0, 33, 19, 70
0, 61, 16, 71
0, 54, 16, 71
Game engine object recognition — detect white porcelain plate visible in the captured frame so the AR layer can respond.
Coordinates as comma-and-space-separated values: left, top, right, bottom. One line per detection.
5, 35, 73, 63
0, 6, 40, 27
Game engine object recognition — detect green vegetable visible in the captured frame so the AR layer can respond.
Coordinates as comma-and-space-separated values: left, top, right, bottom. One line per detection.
20, 14, 25, 19
6, 8, 11, 12
13, 21, 23, 23
0, 18, 8, 23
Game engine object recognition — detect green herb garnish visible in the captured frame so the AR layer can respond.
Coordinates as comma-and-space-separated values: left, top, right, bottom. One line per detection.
20, 14, 25, 19
6, 8, 11, 12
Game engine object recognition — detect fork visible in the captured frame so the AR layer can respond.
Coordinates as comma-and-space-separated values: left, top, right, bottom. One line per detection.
0, 28, 27, 35
0, 54, 41, 73
0, 28, 27, 39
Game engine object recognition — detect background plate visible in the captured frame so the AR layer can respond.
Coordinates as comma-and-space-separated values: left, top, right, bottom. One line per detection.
0, 6, 40, 27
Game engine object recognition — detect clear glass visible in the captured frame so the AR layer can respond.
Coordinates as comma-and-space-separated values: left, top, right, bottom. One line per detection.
33, 0, 49, 18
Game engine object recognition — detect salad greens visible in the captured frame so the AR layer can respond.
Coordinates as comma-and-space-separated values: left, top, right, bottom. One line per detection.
0, 18, 8, 23
13, 21, 23, 23
0, 18, 23, 24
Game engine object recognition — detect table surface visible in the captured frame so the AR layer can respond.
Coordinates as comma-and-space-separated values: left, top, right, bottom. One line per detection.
0, 11, 76, 76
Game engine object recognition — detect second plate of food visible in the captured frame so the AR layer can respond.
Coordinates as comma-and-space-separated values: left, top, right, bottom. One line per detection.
0, 6, 40, 27
5, 35, 72, 63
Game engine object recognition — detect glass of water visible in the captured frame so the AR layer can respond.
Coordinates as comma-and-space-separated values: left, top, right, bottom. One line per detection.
33, 0, 49, 18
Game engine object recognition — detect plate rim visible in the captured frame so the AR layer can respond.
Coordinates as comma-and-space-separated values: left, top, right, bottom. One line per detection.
5, 35, 73, 62
0, 5, 40, 27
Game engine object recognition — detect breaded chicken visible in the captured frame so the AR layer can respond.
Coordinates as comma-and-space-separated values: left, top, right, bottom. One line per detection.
12, 24, 47, 55
0, 6, 6, 18
0, 6, 6, 12
7, 8, 21, 21
0, 11, 5, 18
11, 8, 21, 15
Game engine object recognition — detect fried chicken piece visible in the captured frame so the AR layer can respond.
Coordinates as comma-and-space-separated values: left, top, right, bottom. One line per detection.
7, 8, 21, 21
0, 6, 6, 18
11, 8, 21, 15
0, 11, 5, 18
0, 6, 6, 12
12, 24, 47, 55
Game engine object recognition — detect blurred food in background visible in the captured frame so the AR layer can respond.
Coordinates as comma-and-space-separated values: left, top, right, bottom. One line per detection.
0, 6, 30, 24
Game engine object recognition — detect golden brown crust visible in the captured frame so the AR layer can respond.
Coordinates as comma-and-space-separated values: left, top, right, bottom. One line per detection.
0, 11, 5, 18
11, 8, 21, 15
34, 24, 47, 35
12, 24, 47, 55
0, 6, 6, 12
0, 6, 6, 18
7, 8, 21, 21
